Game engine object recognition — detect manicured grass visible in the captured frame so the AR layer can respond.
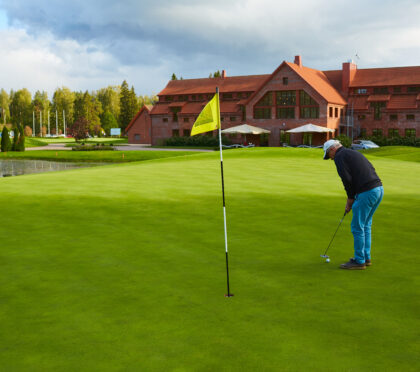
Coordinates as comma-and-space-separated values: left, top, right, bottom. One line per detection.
24, 137, 49, 147
0, 148, 418, 371
0, 150, 201, 163
25, 137, 128, 147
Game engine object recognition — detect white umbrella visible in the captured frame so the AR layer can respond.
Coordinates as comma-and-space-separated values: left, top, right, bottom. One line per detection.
221, 124, 271, 135
286, 124, 335, 133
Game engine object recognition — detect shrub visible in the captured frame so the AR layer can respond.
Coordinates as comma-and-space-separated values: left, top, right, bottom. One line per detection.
72, 144, 115, 151
24, 125, 32, 137
335, 134, 352, 148
1, 126, 11, 152
365, 135, 420, 147
164, 135, 231, 147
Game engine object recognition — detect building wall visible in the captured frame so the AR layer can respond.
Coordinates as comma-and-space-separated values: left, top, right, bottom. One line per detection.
127, 110, 152, 144
244, 65, 343, 146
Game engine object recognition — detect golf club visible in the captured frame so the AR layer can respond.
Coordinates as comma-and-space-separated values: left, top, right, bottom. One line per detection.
321, 211, 347, 262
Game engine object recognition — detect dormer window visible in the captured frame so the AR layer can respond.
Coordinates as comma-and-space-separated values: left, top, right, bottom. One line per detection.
282, 77, 288, 85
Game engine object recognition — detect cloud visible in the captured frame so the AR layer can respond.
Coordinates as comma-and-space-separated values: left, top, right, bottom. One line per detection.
0, 0, 419, 95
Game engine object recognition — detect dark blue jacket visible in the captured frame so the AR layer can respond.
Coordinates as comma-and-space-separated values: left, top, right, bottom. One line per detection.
334, 147, 382, 199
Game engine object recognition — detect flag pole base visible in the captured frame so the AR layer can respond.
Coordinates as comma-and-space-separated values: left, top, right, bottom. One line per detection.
224, 293, 234, 298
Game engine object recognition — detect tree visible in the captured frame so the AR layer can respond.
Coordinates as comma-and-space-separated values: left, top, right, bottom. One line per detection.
52, 87, 75, 133
209, 70, 221, 78
1, 126, 11, 152
71, 117, 89, 141
101, 110, 118, 135
17, 124, 25, 151
0, 89, 10, 122
171, 73, 178, 80
119, 80, 138, 131
32, 91, 50, 136
97, 86, 120, 123
9, 88, 32, 127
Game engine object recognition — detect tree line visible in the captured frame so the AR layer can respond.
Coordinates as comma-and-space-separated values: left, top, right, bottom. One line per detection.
0, 81, 158, 137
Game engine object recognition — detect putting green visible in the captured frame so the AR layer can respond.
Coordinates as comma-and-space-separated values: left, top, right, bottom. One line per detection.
0, 148, 418, 371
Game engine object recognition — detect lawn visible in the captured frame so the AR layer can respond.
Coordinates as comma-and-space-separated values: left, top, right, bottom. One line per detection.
0, 150, 201, 163
24, 137, 128, 147
0, 147, 418, 371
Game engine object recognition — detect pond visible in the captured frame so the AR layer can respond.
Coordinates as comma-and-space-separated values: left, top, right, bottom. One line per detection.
0, 159, 101, 177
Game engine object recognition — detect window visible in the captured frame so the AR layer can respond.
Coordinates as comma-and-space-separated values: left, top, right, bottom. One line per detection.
183, 117, 189, 123
170, 107, 181, 122
388, 128, 399, 137
405, 128, 416, 137
256, 92, 273, 106
373, 87, 389, 94
359, 128, 367, 138
282, 77, 288, 85
372, 129, 383, 136
134, 134, 140, 141
276, 91, 296, 106
393, 87, 401, 93
163, 117, 168, 122
183, 129, 190, 136
357, 115, 366, 120
329, 107, 333, 117
340, 109, 344, 117
254, 108, 271, 119
280, 130, 290, 144
230, 116, 237, 122
241, 105, 246, 121
165, 96, 173, 102
198, 94, 203, 101
178, 95, 188, 101
276, 107, 295, 119
172, 129, 179, 137
390, 114, 398, 121
299, 91, 319, 118
407, 86, 420, 93
335, 108, 338, 117
354, 88, 367, 94
406, 114, 415, 120
300, 107, 319, 119
222, 93, 233, 100
370, 102, 386, 120
191, 95, 196, 101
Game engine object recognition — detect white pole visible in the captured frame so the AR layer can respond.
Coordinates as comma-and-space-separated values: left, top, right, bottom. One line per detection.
48, 110, 50, 136
56, 109, 58, 136
63, 109, 66, 136
40, 111, 43, 137
33, 111, 35, 136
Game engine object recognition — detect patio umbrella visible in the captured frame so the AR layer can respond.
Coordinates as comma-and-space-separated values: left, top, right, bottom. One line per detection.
221, 124, 271, 134
286, 123, 335, 133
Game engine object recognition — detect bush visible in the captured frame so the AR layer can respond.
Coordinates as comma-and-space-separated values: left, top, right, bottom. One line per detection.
365, 135, 420, 147
1, 126, 11, 152
164, 135, 231, 147
72, 144, 115, 151
335, 134, 352, 148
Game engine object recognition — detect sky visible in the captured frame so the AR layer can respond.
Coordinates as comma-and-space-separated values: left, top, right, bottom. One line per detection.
0, 0, 419, 97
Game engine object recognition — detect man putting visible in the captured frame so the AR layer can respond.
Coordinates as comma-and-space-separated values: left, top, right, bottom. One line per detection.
323, 140, 384, 270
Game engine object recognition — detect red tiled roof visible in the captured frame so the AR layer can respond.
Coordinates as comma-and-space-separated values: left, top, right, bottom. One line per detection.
417, 93, 420, 100
150, 104, 170, 115
387, 95, 418, 109
367, 94, 390, 102
348, 96, 369, 110
158, 75, 268, 96
286, 63, 347, 105
169, 101, 187, 107
323, 70, 343, 93
220, 101, 240, 113
350, 66, 420, 87
180, 102, 204, 114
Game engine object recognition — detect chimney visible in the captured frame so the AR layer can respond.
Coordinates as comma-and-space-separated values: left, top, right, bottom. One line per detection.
222, 70, 226, 78
294, 55, 302, 67
342, 60, 357, 94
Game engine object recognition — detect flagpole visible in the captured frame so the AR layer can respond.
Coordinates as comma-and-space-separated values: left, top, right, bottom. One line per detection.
216, 87, 233, 298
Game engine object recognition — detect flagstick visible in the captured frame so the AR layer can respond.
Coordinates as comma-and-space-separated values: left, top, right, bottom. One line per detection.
216, 87, 233, 298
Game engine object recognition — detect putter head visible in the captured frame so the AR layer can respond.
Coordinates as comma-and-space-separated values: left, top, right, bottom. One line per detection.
320, 254, 329, 258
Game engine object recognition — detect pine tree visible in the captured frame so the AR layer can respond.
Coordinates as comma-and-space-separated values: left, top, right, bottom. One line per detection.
171, 73, 178, 80
1, 126, 11, 152
119, 81, 138, 132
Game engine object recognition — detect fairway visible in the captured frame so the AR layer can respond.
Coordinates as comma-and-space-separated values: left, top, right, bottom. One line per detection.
0, 148, 419, 371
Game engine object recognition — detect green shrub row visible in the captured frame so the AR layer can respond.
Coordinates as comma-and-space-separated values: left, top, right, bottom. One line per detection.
164, 135, 232, 147
72, 145, 115, 151
362, 135, 420, 147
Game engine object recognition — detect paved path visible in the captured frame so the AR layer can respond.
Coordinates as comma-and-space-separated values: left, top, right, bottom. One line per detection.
26, 143, 213, 152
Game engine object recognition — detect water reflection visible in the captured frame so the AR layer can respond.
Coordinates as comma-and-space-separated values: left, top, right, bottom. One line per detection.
0, 159, 99, 177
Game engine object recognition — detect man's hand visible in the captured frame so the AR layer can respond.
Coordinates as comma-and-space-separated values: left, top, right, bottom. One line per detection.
345, 198, 354, 213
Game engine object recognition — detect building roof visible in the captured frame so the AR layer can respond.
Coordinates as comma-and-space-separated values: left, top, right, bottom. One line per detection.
180, 102, 205, 114
348, 96, 369, 110
350, 66, 420, 87
367, 94, 391, 102
150, 104, 170, 115
322, 70, 343, 93
158, 75, 268, 96
387, 95, 418, 110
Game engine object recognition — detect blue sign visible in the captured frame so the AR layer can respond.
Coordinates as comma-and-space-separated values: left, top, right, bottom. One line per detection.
110, 128, 121, 136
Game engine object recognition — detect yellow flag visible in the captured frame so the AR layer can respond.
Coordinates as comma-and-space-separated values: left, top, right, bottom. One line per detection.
190, 93, 220, 136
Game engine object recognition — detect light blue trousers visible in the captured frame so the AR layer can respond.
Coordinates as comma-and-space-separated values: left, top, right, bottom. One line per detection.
351, 186, 384, 263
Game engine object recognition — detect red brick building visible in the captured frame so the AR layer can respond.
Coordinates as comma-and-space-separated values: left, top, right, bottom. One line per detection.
126, 56, 420, 146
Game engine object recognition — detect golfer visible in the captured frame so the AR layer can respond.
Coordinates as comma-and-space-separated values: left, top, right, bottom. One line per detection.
323, 140, 384, 270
